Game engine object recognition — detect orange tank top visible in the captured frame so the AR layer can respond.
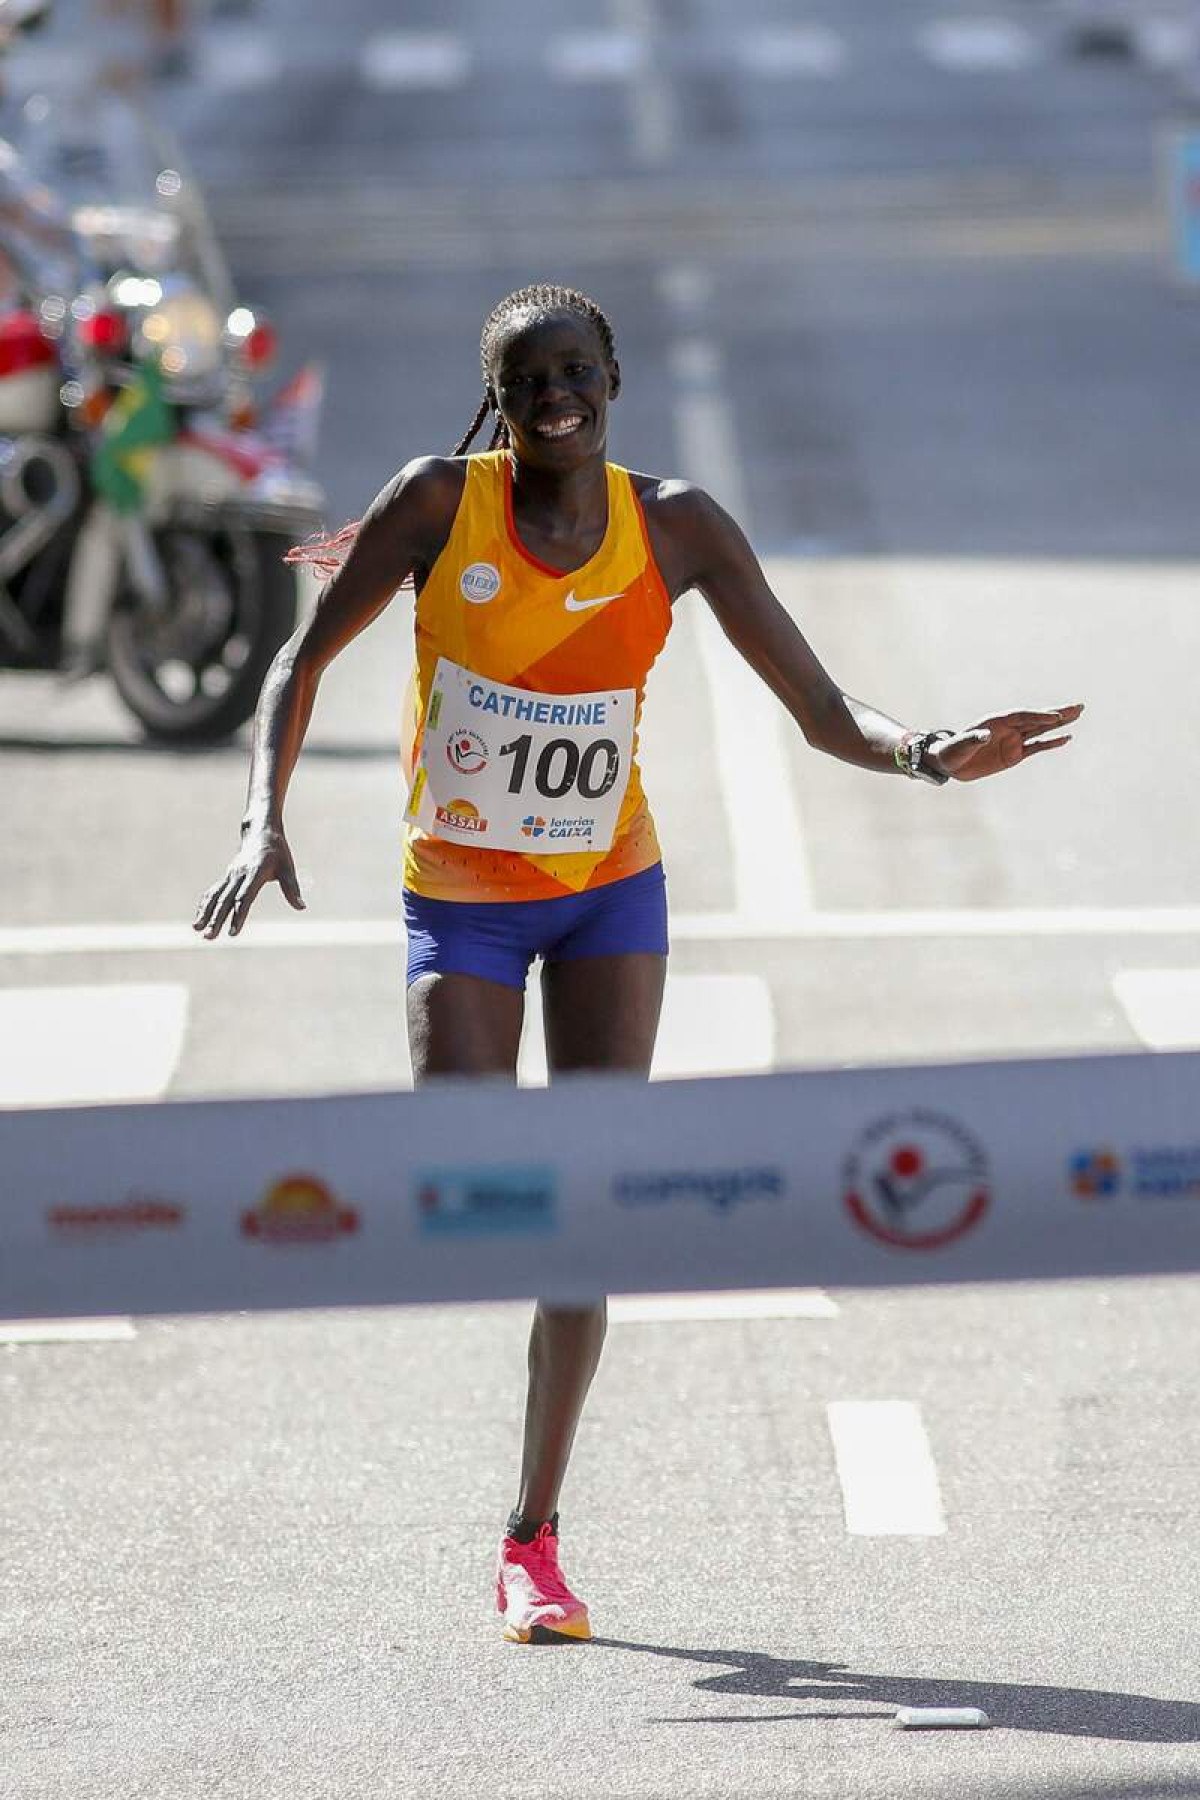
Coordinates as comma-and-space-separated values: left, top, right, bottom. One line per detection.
402, 453, 672, 901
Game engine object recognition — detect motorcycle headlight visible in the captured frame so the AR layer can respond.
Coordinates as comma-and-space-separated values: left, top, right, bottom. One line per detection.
134, 281, 223, 391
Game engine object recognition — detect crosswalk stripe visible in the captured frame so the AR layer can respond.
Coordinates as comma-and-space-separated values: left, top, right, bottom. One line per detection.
547, 30, 645, 82
360, 32, 471, 91
518, 972, 775, 1084
1112, 969, 1200, 1050
199, 26, 279, 90
610, 1288, 839, 1321
735, 26, 848, 78
0, 984, 188, 1106
827, 1400, 947, 1535
919, 17, 1038, 70
0, 1318, 137, 1343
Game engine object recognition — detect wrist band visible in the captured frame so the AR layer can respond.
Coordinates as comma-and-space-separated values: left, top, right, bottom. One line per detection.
896, 728, 953, 786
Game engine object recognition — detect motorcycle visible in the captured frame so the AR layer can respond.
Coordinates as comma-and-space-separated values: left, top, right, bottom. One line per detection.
0, 14, 325, 742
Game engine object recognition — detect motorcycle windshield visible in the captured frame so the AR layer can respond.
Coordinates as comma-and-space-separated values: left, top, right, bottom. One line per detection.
12, 90, 233, 311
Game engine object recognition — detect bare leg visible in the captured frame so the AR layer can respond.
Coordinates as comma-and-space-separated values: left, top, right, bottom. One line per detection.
406, 970, 523, 1084
514, 953, 666, 1522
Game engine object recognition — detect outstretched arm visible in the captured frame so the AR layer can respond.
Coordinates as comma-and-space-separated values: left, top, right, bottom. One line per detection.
193, 456, 463, 939
658, 484, 1081, 780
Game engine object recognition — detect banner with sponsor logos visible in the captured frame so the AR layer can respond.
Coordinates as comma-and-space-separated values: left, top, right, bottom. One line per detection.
1, 1050, 1199, 1318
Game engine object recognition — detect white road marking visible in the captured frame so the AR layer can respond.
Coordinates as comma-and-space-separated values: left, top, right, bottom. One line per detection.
0, 984, 188, 1106
665, 326, 815, 921
360, 32, 471, 91
0, 1318, 137, 1343
920, 17, 1037, 70
518, 972, 775, 1083
548, 30, 645, 81
610, 1288, 839, 1322
1112, 969, 1200, 1050
199, 27, 279, 90
612, 0, 677, 166
737, 26, 848, 78
1134, 18, 1200, 68
8, 906, 1200, 959
827, 1400, 947, 1536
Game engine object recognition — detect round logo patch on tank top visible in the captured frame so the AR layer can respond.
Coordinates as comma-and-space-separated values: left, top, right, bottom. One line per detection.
460, 561, 501, 604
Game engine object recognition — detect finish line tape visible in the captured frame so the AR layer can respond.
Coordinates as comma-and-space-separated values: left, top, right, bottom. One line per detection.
2, 1050, 1199, 1318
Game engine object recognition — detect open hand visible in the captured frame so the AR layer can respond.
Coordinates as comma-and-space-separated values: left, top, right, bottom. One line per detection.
192, 826, 305, 940
931, 704, 1084, 782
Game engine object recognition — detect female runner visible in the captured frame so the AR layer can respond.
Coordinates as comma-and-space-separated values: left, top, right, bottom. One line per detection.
194, 283, 1082, 1644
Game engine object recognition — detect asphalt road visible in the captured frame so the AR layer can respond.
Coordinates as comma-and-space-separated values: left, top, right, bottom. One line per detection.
3, 3, 1200, 1797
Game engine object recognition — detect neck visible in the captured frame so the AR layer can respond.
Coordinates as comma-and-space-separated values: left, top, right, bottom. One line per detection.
509, 450, 608, 531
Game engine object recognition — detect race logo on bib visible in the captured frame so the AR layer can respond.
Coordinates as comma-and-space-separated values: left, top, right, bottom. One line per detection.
460, 562, 501, 604
434, 797, 488, 834
446, 729, 488, 775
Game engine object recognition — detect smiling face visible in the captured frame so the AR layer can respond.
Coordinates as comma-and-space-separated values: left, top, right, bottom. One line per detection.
488, 310, 620, 470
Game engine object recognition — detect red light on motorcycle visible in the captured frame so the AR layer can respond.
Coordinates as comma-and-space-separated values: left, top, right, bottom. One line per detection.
78, 310, 127, 355
240, 322, 277, 370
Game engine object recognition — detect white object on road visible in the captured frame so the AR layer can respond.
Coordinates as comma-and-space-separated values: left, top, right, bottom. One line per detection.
609, 1288, 838, 1322
827, 1400, 947, 1536
893, 1707, 990, 1729
0, 1318, 136, 1343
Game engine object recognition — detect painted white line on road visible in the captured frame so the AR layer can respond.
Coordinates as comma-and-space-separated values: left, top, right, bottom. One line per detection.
610, 1288, 839, 1321
360, 32, 470, 91
1112, 969, 1200, 1050
548, 30, 645, 81
612, 0, 676, 166
827, 1400, 947, 1536
920, 18, 1037, 70
0, 984, 188, 1106
200, 27, 279, 90
666, 327, 815, 921
8, 907, 1200, 959
518, 972, 774, 1084
737, 26, 848, 78
0, 1317, 136, 1343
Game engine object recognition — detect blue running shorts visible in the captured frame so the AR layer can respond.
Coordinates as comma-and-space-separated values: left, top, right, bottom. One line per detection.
403, 862, 669, 990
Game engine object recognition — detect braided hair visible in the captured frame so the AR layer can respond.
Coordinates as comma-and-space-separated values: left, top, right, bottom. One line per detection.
288, 283, 616, 572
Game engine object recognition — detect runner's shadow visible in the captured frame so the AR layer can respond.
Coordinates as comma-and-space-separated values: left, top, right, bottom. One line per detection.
592, 1640, 1200, 1742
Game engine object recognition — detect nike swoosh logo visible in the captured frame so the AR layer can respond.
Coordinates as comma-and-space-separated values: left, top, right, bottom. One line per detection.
563, 590, 624, 612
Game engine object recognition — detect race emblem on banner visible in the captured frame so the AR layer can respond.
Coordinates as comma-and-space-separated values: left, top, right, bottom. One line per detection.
405, 657, 635, 853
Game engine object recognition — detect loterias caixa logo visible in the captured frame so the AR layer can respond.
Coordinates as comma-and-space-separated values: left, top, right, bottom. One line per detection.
842, 1110, 991, 1250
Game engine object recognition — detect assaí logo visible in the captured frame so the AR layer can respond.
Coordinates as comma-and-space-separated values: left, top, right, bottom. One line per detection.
434, 797, 488, 834
241, 1174, 359, 1244
415, 1167, 556, 1235
613, 1168, 784, 1212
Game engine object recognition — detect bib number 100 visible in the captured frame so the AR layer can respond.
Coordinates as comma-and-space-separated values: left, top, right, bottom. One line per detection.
499, 735, 620, 802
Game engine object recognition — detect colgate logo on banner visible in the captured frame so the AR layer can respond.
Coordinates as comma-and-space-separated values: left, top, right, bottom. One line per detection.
842, 1111, 990, 1250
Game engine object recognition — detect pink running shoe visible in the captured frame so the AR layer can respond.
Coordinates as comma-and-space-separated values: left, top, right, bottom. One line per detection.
496, 1519, 592, 1643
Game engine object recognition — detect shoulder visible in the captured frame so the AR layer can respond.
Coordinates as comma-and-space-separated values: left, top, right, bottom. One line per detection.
368, 454, 467, 528
626, 471, 739, 596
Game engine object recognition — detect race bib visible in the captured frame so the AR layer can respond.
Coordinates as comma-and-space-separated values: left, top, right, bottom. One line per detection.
404, 657, 636, 855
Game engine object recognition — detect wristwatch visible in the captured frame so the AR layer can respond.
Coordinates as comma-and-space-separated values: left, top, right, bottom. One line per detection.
895, 728, 954, 786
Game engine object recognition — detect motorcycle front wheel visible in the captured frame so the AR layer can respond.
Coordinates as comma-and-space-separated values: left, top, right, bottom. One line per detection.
105, 525, 300, 743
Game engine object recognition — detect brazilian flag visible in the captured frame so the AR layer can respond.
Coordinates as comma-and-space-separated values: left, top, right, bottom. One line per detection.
90, 360, 174, 515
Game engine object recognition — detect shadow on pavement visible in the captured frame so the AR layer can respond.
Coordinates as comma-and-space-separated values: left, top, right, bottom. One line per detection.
592, 1639, 1200, 1745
